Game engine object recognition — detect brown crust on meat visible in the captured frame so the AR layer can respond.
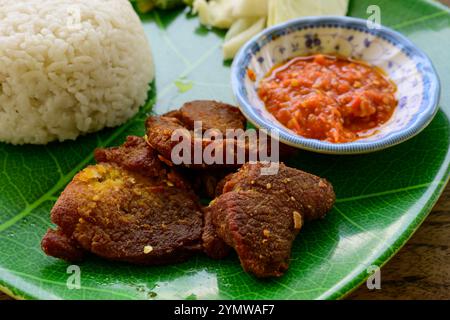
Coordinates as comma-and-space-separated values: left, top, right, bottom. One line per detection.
146, 115, 246, 169
145, 108, 295, 170
46, 163, 203, 265
41, 229, 85, 262
222, 162, 335, 221
179, 100, 246, 132
202, 207, 230, 259
162, 110, 183, 119
209, 190, 296, 277
207, 162, 335, 277
94, 136, 167, 179
145, 115, 194, 165
95, 136, 190, 190
215, 172, 235, 196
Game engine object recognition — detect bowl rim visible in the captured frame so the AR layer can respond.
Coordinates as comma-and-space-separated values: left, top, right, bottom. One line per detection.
231, 16, 441, 155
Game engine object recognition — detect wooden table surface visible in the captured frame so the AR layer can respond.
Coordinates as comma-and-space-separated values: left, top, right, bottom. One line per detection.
1, 1, 449, 301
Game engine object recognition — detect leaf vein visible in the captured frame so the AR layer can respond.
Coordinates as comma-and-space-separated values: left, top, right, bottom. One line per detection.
391, 11, 448, 30
0, 267, 137, 299
335, 181, 444, 203
153, 11, 192, 67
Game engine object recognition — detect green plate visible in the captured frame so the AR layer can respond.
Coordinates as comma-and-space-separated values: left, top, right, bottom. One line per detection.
0, 0, 449, 300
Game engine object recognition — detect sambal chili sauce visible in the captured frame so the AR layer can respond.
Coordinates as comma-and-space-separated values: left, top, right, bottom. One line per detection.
257, 54, 398, 143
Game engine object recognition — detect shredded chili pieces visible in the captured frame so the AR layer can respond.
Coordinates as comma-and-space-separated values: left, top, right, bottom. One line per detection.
258, 54, 398, 143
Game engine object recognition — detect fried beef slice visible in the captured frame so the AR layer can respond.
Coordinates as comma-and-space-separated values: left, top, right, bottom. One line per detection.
146, 100, 249, 169
41, 137, 204, 265
146, 114, 244, 169
179, 100, 246, 133
202, 206, 232, 259
219, 162, 335, 221
145, 114, 195, 164
41, 229, 85, 262
95, 135, 193, 191
207, 162, 335, 277
146, 101, 297, 170
94, 135, 167, 179
161, 100, 246, 134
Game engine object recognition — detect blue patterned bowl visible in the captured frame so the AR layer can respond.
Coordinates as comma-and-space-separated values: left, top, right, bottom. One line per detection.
231, 16, 441, 154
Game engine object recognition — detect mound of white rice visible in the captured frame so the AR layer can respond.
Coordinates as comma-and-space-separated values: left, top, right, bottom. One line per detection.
0, 0, 154, 144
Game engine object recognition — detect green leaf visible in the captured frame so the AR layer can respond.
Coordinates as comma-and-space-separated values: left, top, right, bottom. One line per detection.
0, 1, 449, 300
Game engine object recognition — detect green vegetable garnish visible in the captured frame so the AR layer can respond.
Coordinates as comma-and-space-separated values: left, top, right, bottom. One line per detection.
133, 0, 186, 13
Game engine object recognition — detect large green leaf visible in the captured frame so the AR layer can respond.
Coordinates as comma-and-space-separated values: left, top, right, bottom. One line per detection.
0, 0, 449, 300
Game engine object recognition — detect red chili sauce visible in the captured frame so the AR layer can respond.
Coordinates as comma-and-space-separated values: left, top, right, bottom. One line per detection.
257, 54, 398, 143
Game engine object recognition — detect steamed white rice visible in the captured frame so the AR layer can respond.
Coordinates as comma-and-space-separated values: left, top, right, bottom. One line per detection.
0, 0, 154, 144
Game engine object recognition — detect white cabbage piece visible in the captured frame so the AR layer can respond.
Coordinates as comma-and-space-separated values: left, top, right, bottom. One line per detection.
194, 0, 349, 59
223, 17, 266, 60
268, 0, 349, 26
232, 0, 268, 18
193, 0, 238, 29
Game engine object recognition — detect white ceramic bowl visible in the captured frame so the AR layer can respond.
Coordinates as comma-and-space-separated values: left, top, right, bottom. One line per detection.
231, 16, 441, 154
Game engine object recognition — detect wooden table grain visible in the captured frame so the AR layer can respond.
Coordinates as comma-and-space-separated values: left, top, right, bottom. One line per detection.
1, 0, 449, 302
